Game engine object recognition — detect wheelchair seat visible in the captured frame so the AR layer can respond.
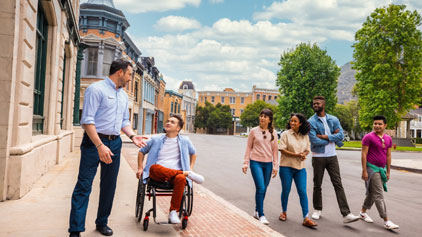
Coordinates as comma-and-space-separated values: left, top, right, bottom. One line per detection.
148, 179, 174, 190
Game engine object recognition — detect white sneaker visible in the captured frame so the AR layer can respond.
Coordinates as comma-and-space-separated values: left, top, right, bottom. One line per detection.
188, 171, 204, 184
253, 211, 259, 220
311, 210, 322, 220
259, 216, 269, 225
359, 212, 374, 223
168, 210, 181, 224
384, 220, 399, 230
343, 213, 360, 223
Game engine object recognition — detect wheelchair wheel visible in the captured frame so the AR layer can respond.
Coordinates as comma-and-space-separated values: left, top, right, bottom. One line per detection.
143, 219, 149, 231
182, 217, 188, 229
186, 185, 193, 216
136, 179, 146, 222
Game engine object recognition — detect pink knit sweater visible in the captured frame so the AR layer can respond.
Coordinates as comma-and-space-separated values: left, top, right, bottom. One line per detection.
243, 126, 279, 170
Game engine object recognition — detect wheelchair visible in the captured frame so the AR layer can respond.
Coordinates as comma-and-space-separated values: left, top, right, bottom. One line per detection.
135, 177, 194, 231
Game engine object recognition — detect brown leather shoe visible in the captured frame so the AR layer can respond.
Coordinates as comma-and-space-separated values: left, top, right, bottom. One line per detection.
303, 217, 317, 227
279, 212, 287, 221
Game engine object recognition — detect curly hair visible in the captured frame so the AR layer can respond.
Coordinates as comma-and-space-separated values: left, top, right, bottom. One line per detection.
260, 108, 275, 141
286, 113, 310, 135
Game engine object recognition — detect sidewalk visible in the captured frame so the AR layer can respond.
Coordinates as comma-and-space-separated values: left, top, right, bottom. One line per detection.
0, 142, 282, 236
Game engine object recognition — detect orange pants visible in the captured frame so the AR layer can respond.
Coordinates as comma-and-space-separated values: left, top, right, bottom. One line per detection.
149, 164, 186, 212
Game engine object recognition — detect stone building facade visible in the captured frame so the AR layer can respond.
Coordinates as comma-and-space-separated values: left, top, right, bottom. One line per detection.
0, 0, 80, 200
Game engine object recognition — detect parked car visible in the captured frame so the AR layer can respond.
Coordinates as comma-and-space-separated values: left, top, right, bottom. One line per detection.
343, 131, 350, 142
277, 129, 285, 139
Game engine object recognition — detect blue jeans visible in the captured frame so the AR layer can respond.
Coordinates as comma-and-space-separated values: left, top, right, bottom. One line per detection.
250, 160, 273, 217
69, 133, 122, 233
279, 166, 309, 218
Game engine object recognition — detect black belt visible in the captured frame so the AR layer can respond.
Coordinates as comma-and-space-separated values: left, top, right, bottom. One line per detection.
98, 133, 120, 140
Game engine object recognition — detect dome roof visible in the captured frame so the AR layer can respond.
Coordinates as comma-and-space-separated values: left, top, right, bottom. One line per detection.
86, 0, 115, 8
179, 81, 195, 90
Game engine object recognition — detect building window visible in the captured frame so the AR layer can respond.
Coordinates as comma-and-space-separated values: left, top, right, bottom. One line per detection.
231, 109, 235, 115
268, 95, 272, 100
134, 81, 138, 102
221, 96, 225, 103
200, 96, 203, 102
240, 109, 244, 114
263, 95, 266, 101
60, 49, 66, 129
183, 85, 188, 89
211, 96, 215, 103
102, 48, 114, 76
230, 97, 235, 104
87, 47, 98, 76
256, 94, 260, 100
178, 104, 181, 113
171, 101, 174, 113
205, 96, 207, 102
33, 4, 48, 134
240, 97, 244, 104
133, 113, 138, 130
274, 96, 277, 100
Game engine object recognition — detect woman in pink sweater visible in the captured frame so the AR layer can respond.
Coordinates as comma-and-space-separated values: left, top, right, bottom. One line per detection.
242, 108, 278, 225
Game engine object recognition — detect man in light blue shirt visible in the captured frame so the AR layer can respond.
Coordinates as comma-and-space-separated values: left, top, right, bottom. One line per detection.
69, 60, 147, 237
308, 96, 360, 224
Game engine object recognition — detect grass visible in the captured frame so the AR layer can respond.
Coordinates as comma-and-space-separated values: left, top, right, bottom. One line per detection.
340, 141, 422, 152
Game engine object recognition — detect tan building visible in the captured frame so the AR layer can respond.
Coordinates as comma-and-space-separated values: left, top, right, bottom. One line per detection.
197, 88, 252, 118
163, 90, 184, 130
155, 74, 166, 133
252, 85, 279, 103
0, 0, 80, 200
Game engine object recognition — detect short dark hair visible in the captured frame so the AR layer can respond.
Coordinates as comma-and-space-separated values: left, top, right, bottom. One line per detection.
109, 59, 132, 75
171, 114, 184, 130
286, 113, 310, 135
313, 96, 326, 101
373, 115, 387, 124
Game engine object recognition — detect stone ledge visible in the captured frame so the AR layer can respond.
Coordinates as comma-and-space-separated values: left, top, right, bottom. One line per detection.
10, 130, 73, 155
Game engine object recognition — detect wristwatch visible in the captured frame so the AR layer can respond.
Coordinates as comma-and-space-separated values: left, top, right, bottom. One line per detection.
129, 134, 135, 140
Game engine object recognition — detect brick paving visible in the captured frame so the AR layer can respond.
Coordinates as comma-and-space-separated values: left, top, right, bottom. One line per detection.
122, 145, 283, 237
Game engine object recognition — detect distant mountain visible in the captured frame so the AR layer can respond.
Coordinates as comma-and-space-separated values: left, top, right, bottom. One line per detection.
337, 61, 357, 104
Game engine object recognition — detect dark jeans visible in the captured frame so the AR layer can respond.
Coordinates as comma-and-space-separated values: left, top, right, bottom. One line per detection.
69, 133, 122, 233
250, 160, 273, 217
312, 156, 350, 216
279, 167, 309, 218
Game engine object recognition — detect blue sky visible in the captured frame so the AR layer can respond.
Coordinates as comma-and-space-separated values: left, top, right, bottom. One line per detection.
83, 0, 422, 92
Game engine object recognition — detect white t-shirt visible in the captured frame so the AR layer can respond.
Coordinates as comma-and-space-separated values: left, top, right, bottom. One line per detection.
156, 137, 182, 170
313, 116, 337, 157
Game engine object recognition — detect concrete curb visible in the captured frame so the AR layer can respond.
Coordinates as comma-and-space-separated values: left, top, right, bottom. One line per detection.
338, 147, 422, 153
391, 165, 422, 174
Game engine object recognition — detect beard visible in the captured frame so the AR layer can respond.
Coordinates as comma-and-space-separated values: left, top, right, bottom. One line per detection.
313, 107, 323, 113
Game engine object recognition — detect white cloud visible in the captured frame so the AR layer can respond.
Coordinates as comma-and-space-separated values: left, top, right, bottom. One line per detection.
154, 16, 201, 32
113, 0, 201, 13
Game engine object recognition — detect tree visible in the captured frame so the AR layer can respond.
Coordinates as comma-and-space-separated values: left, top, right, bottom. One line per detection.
352, 4, 422, 130
332, 103, 353, 133
276, 42, 340, 127
194, 102, 232, 133
240, 100, 278, 128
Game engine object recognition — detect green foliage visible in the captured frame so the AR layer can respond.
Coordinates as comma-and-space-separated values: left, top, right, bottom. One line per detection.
332, 100, 363, 137
332, 104, 353, 132
276, 42, 340, 127
352, 4, 422, 130
194, 102, 232, 131
240, 100, 278, 128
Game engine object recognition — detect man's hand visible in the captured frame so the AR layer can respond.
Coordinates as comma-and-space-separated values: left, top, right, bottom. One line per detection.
272, 169, 277, 178
362, 170, 368, 181
132, 135, 149, 148
333, 129, 340, 134
97, 144, 114, 164
387, 172, 390, 181
242, 165, 248, 174
136, 168, 143, 179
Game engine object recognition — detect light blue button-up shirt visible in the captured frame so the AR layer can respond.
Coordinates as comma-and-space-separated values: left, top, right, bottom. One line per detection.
140, 134, 196, 187
80, 77, 130, 135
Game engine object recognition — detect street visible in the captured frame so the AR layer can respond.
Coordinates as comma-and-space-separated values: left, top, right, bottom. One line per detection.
186, 133, 422, 237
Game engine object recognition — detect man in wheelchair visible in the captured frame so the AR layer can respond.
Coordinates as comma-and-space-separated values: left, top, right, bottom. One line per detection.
136, 114, 204, 224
